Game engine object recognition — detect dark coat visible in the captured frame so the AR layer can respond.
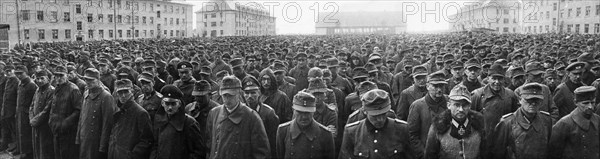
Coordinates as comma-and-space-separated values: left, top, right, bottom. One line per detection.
185, 100, 219, 147
289, 65, 310, 91
514, 83, 559, 123
76, 86, 118, 159
425, 110, 484, 159
276, 120, 335, 159
314, 103, 337, 129
260, 69, 292, 123
100, 73, 117, 92
29, 84, 55, 159
48, 81, 82, 159
174, 78, 197, 106
408, 94, 448, 159
250, 103, 280, 159
391, 72, 413, 102
2, 76, 19, 120
137, 91, 164, 122
207, 103, 271, 159
278, 80, 297, 102
553, 80, 581, 118
151, 109, 206, 159
490, 108, 552, 159
549, 107, 600, 159
17, 77, 38, 154
396, 85, 427, 120
331, 75, 354, 95
339, 118, 415, 159
108, 99, 153, 159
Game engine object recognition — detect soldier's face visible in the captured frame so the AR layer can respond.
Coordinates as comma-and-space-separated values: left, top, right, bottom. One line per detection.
261, 75, 272, 89
221, 91, 241, 108
576, 100, 596, 116
139, 80, 154, 93
243, 90, 261, 105
55, 73, 68, 84
511, 75, 525, 88
465, 67, 481, 80
520, 98, 542, 114
294, 111, 314, 127
449, 100, 470, 120
312, 92, 326, 103
274, 71, 285, 83
85, 78, 99, 88
179, 69, 191, 81
451, 67, 464, 77
233, 67, 245, 78
544, 77, 558, 88
568, 71, 582, 84
35, 76, 49, 86
427, 83, 446, 99
414, 75, 427, 88
489, 75, 504, 91
366, 113, 387, 129
161, 98, 181, 115
117, 89, 133, 104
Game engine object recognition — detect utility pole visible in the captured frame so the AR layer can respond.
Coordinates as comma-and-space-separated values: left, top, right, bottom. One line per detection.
131, 1, 135, 39
113, 0, 117, 39
15, 0, 21, 44
556, 0, 562, 33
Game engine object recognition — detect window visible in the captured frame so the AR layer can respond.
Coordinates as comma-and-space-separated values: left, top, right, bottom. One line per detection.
108, 14, 113, 23
24, 29, 29, 40
117, 15, 122, 23
170, 30, 173, 36
211, 13, 216, 18
149, 17, 153, 24
135, 30, 139, 37
21, 10, 30, 21
576, 7, 581, 17
176, 30, 179, 36
568, 9, 572, 17
109, 0, 113, 8
65, 29, 71, 39
50, 11, 57, 22
135, 16, 139, 23
586, 6, 591, 16
127, 30, 131, 37
584, 24, 589, 33
142, 16, 146, 24
220, 30, 223, 35
540, 12, 543, 20
561, 9, 564, 18
211, 22, 216, 27
99, 30, 104, 38
88, 30, 94, 39
575, 24, 580, 33
204, 22, 207, 27
553, 18, 557, 25
76, 4, 81, 14
126, 15, 130, 23
597, 5, 600, 15
176, 18, 179, 25
157, 11, 160, 18
88, 14, 93, 22
117, 0, 121, 8
118, 30, 122, 38
150, 4, 154, 12
38, 29, 45, 40
503, 18, 509, 24
37, 11, 44, 21
143, 30, 147, 37
513, 27, 516, 33
546, 25, 549, 32
553, 3, 557, 11
52, 29, 58, 39
567, 24, 572, 32
546, 11, 550, 19
150, 30, 154, 37
170, 18, 173, 25
595, 23, 600, 33
98, 14, 103, 22
109, 30, 113, 38
77, 21, 82, 30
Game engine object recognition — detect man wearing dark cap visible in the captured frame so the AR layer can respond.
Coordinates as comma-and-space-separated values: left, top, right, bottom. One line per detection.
115, 67, 142, 98
514, 62, 560, 123
107, 79, 153, 159
550, 86, 600, 159
14, 65, 37, 158
98, 62, 117, 92
289, 53, 310, 90
173, 61, 197, 105
446, 61, 464, 92
207, 75, 270, 159
241, 76, 279, 158
554, 62, 586, 118
327, 58, 354, 95
340, 89, 415, 158
425, 85, 484, 159
48, 65, 81, 159
275, 92, 335, 159
184, 80, 218, 138
272, 61, 298, 101
65, 63, 86, 93
305, 78, 338, 136
408, 71, 449, 158
245, 55, 261, 78
151, 85, 207, 159
577, 53, 596, 85
137, 71, 163, 121
507, 67, 526, 91
395, 65, 428, 121
346, 81, 397, 124
544, 69, 560, 94
230, 58, 251, 80
461, 58, 483, 92
471, 64, 519, 156
259, 68, 293, 123
76, 68, 118, 159
29, 70, 54, 159
1, 65, 19, 153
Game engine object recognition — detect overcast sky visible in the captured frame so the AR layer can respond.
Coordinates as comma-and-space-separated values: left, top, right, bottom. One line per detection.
175, 0, 477, 34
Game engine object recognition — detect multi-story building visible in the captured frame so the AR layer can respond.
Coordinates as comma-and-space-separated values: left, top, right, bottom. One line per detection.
449, 0, 523, 33
0, 0, 193, 49
315, 11, 407, 35
522, 0, 600, 34
196, 0, 276, 37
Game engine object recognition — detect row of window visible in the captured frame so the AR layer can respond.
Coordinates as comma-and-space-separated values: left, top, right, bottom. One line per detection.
22, 29, 186, 40
78, 0, 187, 15
563, 23, 600, 34
20, 10, 186, 26
559, 5, 600, 18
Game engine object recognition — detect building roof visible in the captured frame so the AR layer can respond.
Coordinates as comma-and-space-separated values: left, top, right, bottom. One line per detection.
196, 0, 270, 15
315, 11, 406, 28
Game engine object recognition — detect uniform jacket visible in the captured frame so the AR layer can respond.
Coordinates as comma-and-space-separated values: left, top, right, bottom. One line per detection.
396, 85, 427, 120
0, 75, 8, 120
339, 118, 415, 159
2, 76, 19, 120
278, 80, 297, 102
331, 75, 354, 95
490, 108, 552, 159
29, 83, 55, 159
76, 86, 119, 159
347, 108, 398, 125
174, 78, 197, 106
100, 73, 117, 92
108, 99, 153, 159
17, 77, 38, 154
207, 103, 270, 159
425, 110, 484, 159
151, 109, 206, 159
408, 94, 448, 159
513, 83, 559, 123
185, 100, 219, 146
549, 107, 600, 159
48, 81, 82, 159
471, 85, 519, 147
314, 103, 337, 130
249, 103, 280, 159
289, 65, 309, 90
276, 120, 335, 159
391, 72, 414, 102
137, 91, 163, 122
553, 80, 582, 118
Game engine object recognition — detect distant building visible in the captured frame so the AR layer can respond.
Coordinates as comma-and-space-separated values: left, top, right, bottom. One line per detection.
315, 11, 407, 35
0, 0, 193, 49
195, 0, 276, 37
448, 0, 523, 33
521, 0, 600, 34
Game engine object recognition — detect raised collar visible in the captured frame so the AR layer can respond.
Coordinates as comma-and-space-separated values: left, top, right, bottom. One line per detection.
155, 110, 187, 131
316, 102, 326, 114
217, 102, 247, 124
565, 79, 583, 93
290, 120, 319, 141
483, 85, 504, 100
19, 77, 31, 86
451, 118, 469, 128
424, 93, 447, 110
515, 108, 542, 132
116, 98, 136, 113
571, 108, 600, 131
365, 118, 389, 133
86, 86, 103, 100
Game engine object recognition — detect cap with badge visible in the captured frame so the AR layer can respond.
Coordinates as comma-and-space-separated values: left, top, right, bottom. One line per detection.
138, 71, 154, 83
519, 83, 544, 100
220, 75, 242, 95
326, 58, 339, 68
161, 85, 184, 101
361, 89, 391, 115
83, 68, 100, 80
508, 67, 526, 78
292, 91, 317, 112
428, 71, 448, 84
412, 65, 428, 77
525, 62, 544, 75
464, 59, 480, 69
566, 62, 585, 73
357, 81, 378, 94
192, 80, 212, 96
177, 61, 193, 71
353, 67, 369, 80
115, 79, 133, 92
488, 64, 506, 77
574, 86, 596, 103
449, 85, 471, 103
242, 76, 261, 91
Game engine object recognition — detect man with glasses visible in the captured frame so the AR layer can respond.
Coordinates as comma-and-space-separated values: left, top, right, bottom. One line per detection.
408, 71, 449, 159
550, 86, 600, 159
76, 68, 118, 159
396, 65, 428, 121
289, 53, 310, 90
554, 62, 587, 118
173, 61, 196, 105
15, 65, 37, 159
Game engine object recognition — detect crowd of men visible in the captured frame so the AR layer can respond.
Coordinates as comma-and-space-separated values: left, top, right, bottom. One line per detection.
0, 32, 599, 159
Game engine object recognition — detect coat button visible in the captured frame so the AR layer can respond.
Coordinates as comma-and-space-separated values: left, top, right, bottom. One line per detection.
358, 153, 362, 156
374, 149, 378, 153
374, 140, 378, 143
375, 130, 378, 133
394, 150, 398, 153
291, 152, 294, 156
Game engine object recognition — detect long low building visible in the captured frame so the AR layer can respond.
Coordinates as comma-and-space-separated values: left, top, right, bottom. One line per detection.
0, 0, 193, 50
315, 11, 407, 35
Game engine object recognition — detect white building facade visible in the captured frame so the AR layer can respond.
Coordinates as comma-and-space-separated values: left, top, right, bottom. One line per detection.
195, 0, 276, 37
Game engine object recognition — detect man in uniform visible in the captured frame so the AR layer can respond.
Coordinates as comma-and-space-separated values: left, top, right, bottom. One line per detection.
242, 76, 279, 159
185, 80, 218, 144
339, 89, 415, 159
554, 62, 586, 118
275, 92, 335, 159
15, 65, 37, 159
29, 70, 55, 159
98, 62, 116, 92
76, 68, 118, 159
514, 61, 560, 123
461, 59, 483, 92
408, 71, 449, 159
137, 72, 163, 121
346, 81, 397, 124
207, 75, 270, 159
305, 78, 337, 136
2, 65, 19, 153
490, 83, 553, 159
550, 86, 600, 159
396, 65, 428, 120
327, 58, 353, 95
273, 61, 297, 100
289, 53, 310, 90
49, 65, 81, 159
173, 61, 196, 105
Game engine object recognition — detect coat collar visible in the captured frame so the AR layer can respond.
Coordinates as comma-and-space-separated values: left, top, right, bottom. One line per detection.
290, 120, 319, 141
483, 85, 505, 100
19, 77, 31, 86
86, 86, 103, 100
217, 102, 247, 125
116, 98, 136, 113
515, 108, 542, 132
155, 110, 187, 131
571, 108, 600, 131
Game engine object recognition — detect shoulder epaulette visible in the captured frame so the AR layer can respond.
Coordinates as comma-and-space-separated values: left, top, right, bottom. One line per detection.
155, 92, 163, 98
348, 110, 360, 119
278, 121, 292, 128
326, 104, 336, 111
345, 120, 360, 128
394, 119, 408, 124
501, 112, 514, 119
540, 111, 550, 116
